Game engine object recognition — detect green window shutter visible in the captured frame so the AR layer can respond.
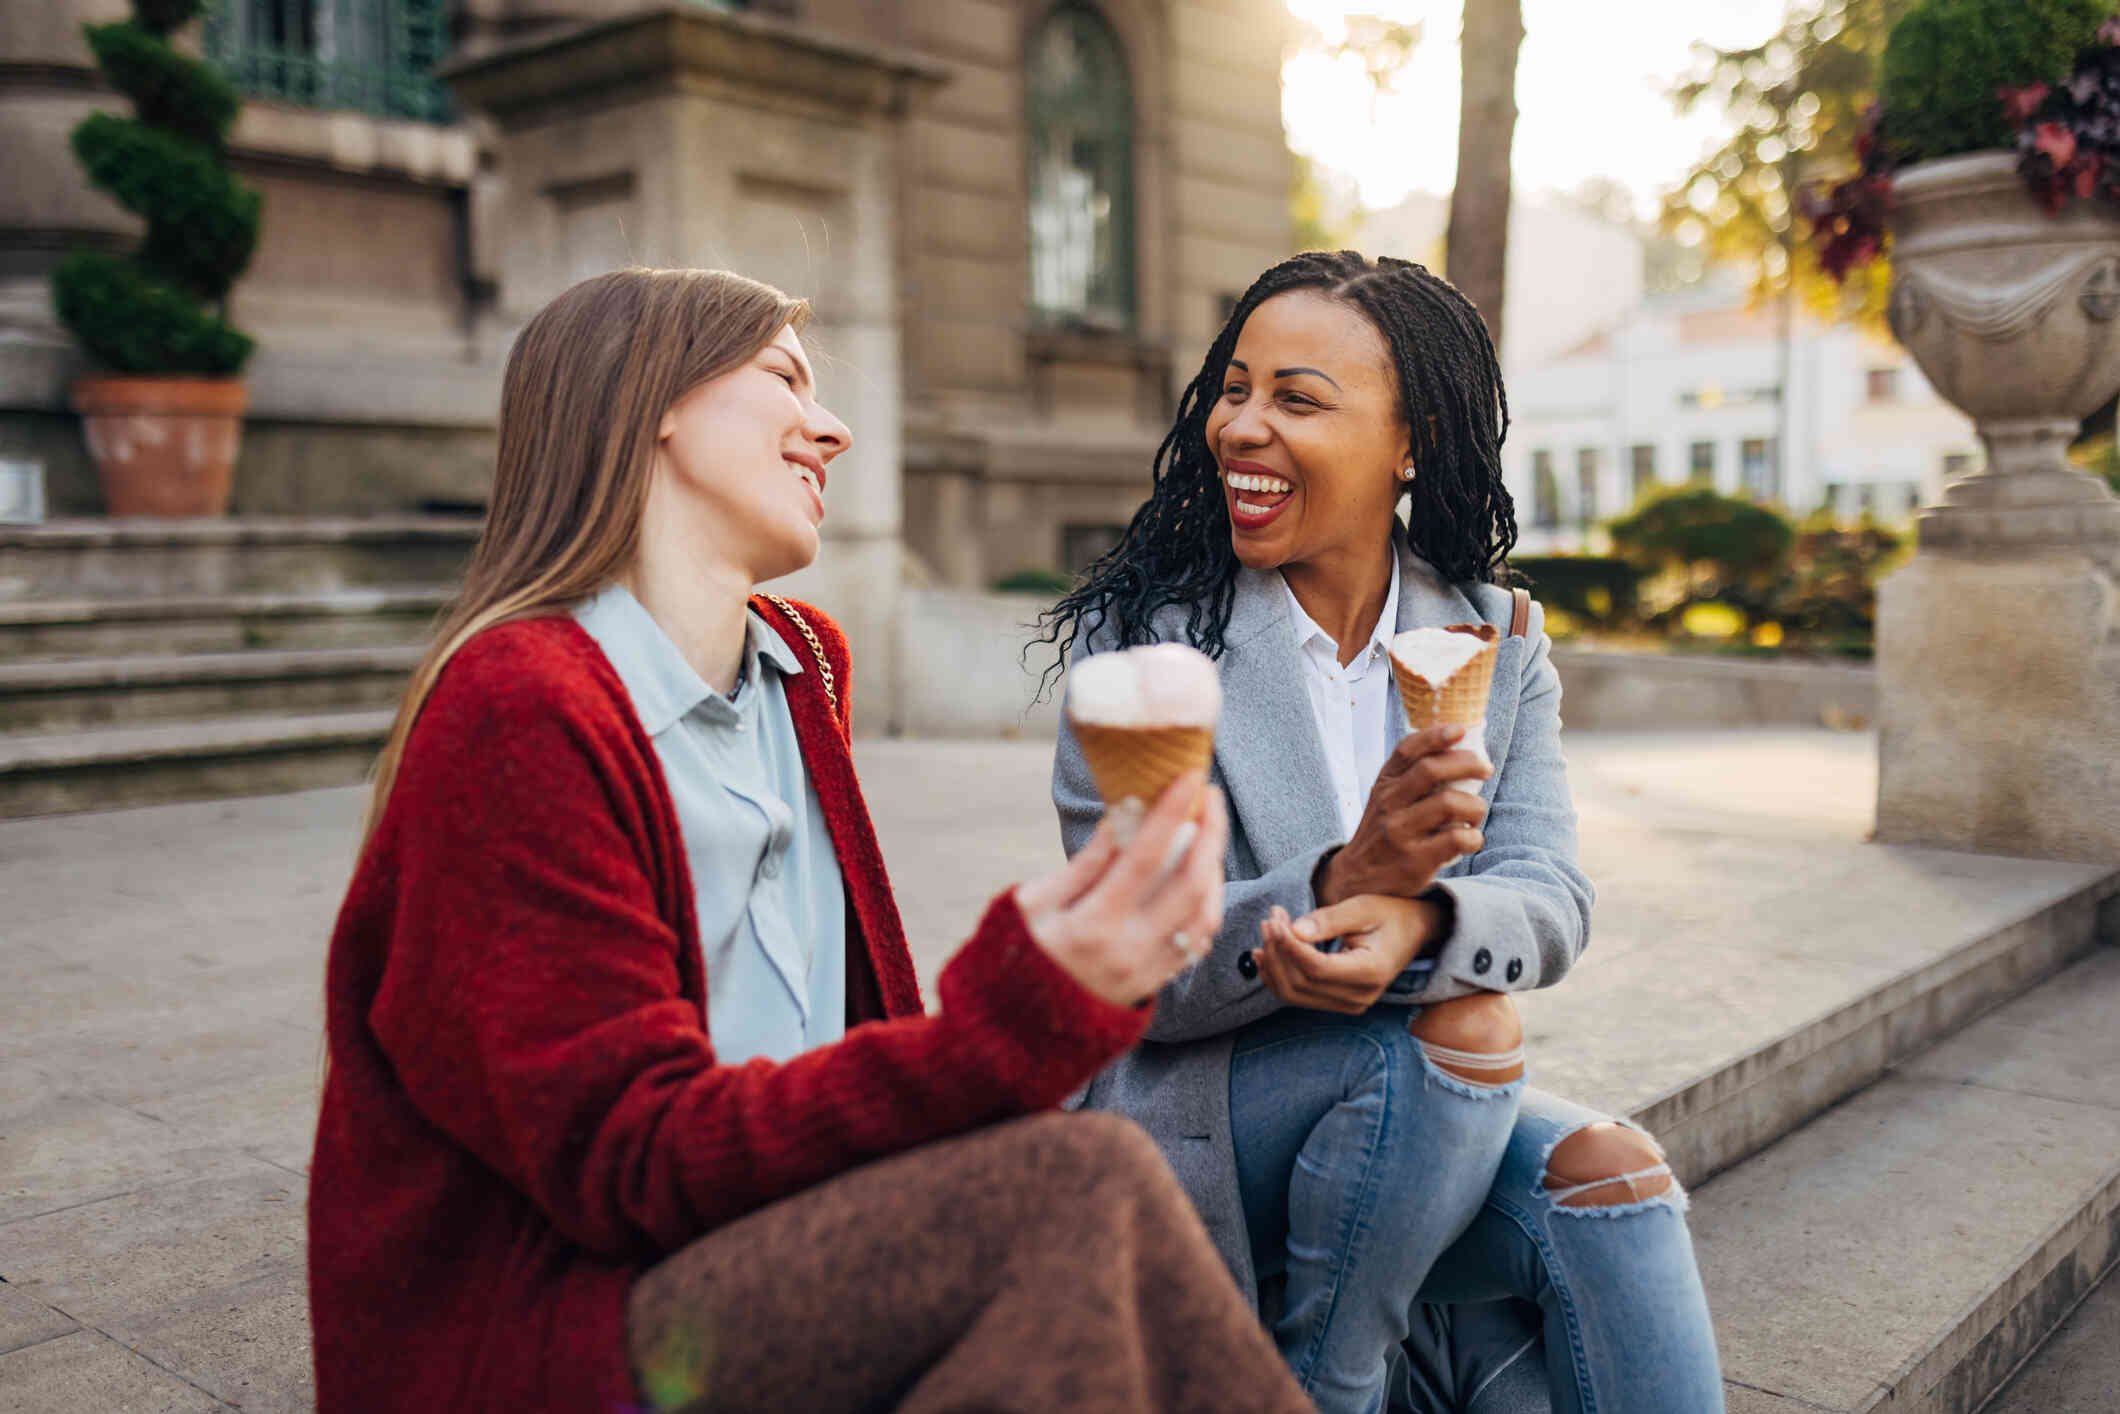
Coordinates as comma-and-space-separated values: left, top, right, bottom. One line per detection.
204, 0, 452, 124
1025, 2, 1135, 329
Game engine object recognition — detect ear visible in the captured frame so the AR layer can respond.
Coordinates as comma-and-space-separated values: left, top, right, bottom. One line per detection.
656, 409, 678, 440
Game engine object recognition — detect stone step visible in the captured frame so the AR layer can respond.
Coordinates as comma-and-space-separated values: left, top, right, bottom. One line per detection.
0, 516, 478, 601
1698, 943, 2120, 1414
0, 709, 392, 818
1623, 868, 2120, 1193
0, 646, 421, 731
1983, 1260, 2120, 1412
0, 587, 448, 659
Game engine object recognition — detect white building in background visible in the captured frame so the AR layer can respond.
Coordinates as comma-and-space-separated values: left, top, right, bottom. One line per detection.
1358, 189, 1980, 550
1503, 277, 1982, 554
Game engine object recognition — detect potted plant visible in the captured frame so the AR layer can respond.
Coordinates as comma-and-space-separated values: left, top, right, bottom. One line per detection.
51, 0, 261, 517
1807, 0, 2120, 556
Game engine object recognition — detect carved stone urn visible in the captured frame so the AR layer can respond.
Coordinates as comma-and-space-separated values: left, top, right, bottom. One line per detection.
1886, 151, 2120, 565
1876, 151, 2120, 864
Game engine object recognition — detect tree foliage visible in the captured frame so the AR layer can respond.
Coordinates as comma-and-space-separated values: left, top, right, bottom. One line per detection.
1772, 514, 1904, 646
1663, 0, 1920, 325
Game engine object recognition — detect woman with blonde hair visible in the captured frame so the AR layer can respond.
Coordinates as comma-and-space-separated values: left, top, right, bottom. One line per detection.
307, 267, 1311, 1414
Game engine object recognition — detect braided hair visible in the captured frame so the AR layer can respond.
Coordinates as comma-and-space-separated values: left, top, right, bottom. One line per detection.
1035, 250, 1518, 685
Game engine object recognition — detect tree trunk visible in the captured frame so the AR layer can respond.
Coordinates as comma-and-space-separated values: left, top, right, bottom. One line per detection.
1444, 0, 1525, 357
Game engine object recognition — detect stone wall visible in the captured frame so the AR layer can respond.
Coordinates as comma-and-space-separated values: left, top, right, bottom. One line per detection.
1548, 648, 1877, 733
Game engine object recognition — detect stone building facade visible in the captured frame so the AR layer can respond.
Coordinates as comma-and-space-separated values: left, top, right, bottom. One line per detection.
2, 0, 1294, 569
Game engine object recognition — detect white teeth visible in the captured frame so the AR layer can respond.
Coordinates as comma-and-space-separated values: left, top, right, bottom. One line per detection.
794, 466, 820, 494
1224, 471, 1293, 495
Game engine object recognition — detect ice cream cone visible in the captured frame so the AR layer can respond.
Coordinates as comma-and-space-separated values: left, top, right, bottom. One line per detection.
1390, 623, 1499, 729
1072, 720, 1214, 816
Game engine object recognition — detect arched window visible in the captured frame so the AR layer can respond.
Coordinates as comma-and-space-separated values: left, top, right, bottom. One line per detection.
1026, 3, 1135, 328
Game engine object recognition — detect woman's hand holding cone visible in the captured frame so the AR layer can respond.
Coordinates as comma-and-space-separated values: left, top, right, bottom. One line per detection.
1317, 725, 1490, 907
1016, 770, 1229, 1008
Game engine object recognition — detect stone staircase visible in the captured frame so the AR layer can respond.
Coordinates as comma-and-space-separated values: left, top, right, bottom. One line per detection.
1623, 870, 2120, 1413
0, 518, 476, 817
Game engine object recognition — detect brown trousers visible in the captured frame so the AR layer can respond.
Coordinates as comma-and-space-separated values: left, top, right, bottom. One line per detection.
626, 1111, 1314, 1414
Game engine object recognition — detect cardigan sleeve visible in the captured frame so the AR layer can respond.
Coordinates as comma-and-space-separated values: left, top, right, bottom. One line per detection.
364, 643, 1149, 1260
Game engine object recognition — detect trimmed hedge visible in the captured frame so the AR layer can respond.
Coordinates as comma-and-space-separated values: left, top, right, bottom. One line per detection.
52, 253, 253, 377
51, 0, 258, 376
84, 20, 240, 150
1880, 0, 2108, 160
1508, 555, 1644, 626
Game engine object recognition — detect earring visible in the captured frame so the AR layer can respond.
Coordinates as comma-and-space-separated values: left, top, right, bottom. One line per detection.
1399, 464, 1416, 482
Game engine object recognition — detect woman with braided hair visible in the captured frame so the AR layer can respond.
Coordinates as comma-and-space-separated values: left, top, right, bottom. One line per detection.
1045, 251, 1724, 1413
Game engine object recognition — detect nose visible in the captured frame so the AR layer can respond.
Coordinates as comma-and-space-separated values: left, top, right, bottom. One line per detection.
1220, 392, 1272, 452
809, 401, 852, 463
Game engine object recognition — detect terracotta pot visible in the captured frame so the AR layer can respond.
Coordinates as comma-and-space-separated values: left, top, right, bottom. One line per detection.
1886, 152, 2120, 566
70, 375, 247, 517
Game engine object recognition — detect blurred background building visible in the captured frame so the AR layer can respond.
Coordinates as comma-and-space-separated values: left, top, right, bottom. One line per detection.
1358, 192, 1982, 553
1, 0, 1296, 590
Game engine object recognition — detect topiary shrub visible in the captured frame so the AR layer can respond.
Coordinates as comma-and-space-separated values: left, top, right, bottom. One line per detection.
1608, 484, 1796, 627
52, 0, 260, 376
1879, 0, 2109, 161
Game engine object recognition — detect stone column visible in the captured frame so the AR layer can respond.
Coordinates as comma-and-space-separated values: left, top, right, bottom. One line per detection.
443, 5, 945, 731
1875, 162, 2120, 861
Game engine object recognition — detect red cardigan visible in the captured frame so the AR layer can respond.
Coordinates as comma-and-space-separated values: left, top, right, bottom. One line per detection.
308, 600, 1150, 1414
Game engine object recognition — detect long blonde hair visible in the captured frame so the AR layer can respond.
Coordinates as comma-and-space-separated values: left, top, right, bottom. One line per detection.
363, 268, 811, 843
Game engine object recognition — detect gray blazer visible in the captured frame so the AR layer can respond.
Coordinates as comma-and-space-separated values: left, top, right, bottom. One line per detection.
1053, 542, 1595, 1305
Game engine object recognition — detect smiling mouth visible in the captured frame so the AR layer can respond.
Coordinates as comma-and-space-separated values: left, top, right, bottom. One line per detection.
1223, 469, 1294, 529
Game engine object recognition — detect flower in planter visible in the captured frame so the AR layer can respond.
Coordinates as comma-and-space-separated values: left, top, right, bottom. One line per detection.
1805, 0, 2116, 279
2008, 34, 2120, 211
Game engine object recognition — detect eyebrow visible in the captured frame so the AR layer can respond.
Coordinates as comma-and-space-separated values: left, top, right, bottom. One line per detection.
1227, 359, 1342, 391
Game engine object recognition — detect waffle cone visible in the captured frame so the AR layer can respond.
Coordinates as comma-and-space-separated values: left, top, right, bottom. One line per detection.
1072, 720, 1214, 812
1391, 624, 1500, 729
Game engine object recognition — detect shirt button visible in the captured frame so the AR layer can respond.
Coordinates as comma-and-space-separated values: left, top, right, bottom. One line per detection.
759, 854, 780, 880
1506, 958, 1524, 983
1237, 950, 1259, 981
1472, 947, 1493, 975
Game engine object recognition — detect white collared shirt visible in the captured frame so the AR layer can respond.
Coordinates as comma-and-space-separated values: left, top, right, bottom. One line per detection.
1282, 552, 1401, 839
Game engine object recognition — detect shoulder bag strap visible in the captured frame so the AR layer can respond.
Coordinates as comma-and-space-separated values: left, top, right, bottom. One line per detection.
756, 592, 842, 725
1509, 585, 1531, 639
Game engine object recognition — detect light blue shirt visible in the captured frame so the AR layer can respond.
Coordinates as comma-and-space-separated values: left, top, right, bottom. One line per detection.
574, 584, 847, 1065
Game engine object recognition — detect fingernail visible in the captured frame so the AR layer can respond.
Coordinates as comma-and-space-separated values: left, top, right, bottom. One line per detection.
1294, 920, 1317, 941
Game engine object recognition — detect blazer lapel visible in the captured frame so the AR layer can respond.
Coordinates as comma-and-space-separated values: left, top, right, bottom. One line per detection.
1214, 569, 1343, 863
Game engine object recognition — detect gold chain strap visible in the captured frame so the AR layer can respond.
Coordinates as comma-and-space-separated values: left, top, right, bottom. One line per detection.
758, 592, 840, 724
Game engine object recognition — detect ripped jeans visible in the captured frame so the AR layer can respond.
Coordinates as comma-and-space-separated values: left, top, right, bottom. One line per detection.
1231, 1004, 1523, 1414
1391, 1088, 1725, 1414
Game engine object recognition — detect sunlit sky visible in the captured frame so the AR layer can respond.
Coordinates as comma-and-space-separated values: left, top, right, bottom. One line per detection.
1283, 0, 1795, 216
